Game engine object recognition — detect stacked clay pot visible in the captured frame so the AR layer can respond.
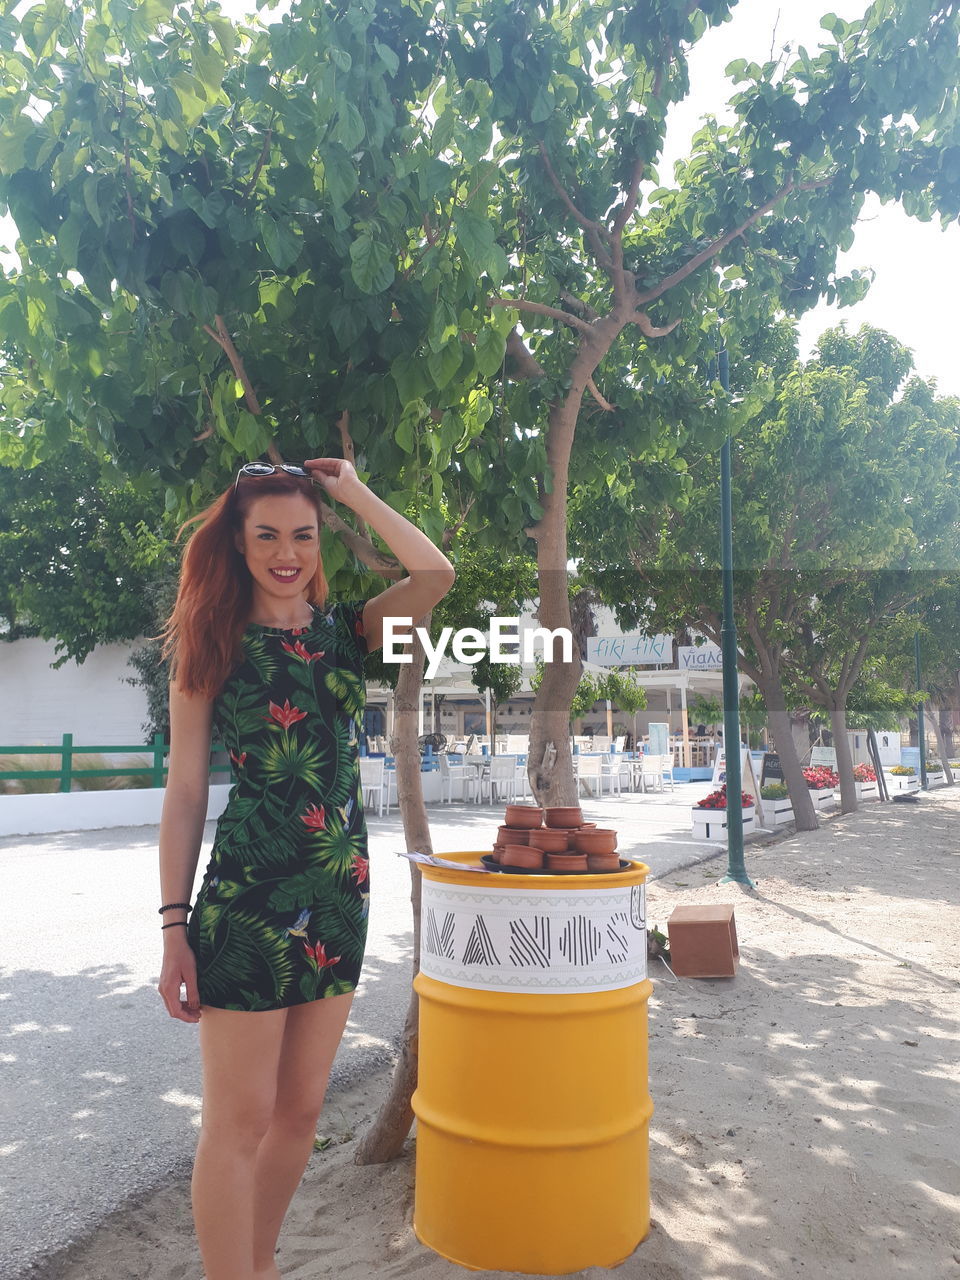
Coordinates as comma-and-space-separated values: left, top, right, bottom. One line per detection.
490, 804, 621, 874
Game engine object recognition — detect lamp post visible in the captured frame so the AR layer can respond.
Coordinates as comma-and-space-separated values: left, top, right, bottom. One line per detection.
915, 629, 927, 789
718, 346, 754, 888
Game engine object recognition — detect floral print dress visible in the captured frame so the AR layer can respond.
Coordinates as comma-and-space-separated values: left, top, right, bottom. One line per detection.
187, 601, 369, 1011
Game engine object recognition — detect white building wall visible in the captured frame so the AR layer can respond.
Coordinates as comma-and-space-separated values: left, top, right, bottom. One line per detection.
0, 636, 151, 747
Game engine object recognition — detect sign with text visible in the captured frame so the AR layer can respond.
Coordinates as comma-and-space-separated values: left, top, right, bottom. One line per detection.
587, 633, 673, 667
810, 746, 838, 767
900, 747, 921, 771
647, 722, 670, 754
678, 644, 723, 671
711, 746, 760, 805
760, 752, 783, 785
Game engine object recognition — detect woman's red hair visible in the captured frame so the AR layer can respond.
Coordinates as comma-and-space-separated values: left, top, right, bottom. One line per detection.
161, 471, 328, 697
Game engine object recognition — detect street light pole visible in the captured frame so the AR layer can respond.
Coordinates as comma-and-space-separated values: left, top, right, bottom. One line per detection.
718, 346, 754, 887
914, 629, 927, 789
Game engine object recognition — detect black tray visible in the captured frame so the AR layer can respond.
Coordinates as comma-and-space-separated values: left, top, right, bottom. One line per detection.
481, 854, 632, 876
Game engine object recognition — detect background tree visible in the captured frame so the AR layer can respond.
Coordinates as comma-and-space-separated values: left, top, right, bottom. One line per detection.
0, 442, 173, 663
578, 323, 960, 823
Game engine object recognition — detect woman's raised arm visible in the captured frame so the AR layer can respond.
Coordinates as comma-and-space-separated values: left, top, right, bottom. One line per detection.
304, 458, 456, 653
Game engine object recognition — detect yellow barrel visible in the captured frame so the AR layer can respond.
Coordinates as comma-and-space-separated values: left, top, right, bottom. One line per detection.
412, 853, 652, 1275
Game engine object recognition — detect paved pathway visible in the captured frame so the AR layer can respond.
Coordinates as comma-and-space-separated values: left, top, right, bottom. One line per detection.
1, 782, 740, 1278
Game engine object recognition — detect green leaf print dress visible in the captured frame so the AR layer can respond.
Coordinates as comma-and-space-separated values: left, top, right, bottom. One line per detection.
187, 601, 370, 1011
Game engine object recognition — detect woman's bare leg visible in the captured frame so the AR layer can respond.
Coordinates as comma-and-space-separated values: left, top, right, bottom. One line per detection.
192, 1006, 287, 1280
252, 992, 355, 1277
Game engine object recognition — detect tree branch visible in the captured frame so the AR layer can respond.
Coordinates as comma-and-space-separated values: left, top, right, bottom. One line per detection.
612, 156, 645, 236
538, 141, 614, 270
631, 310, 681, 338
336, 409, 356, 465
635, 175, 835, 305
317, 498, 405, 577
489, 297, 593, 337
203, 315, 263, 416
587, 377, 615, 411
505, 328, 547, 380
559, 290, 599, 322
243, 128, 273, 199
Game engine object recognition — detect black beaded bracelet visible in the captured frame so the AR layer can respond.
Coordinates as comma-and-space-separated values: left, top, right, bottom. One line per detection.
161, 921, 189, 930
159, 902, 192, 914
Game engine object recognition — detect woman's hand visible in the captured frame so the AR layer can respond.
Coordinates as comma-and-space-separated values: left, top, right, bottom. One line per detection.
158, 935, 202, 1024
304, 458, 366, 507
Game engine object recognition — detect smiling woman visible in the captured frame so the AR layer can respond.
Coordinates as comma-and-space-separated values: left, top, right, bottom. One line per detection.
154, 457, 454, 1280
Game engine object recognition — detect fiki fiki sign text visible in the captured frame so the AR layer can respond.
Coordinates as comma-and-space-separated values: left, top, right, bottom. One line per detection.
382, 617, 573, 680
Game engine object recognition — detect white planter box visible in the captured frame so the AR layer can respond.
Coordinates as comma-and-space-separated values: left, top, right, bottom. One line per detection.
760, 795, 794, 828
691, 806, 757, 841
885, 773, 920, 793
926, 772, 946, 787
807, 788, 837, 811
836, 780, 879, 802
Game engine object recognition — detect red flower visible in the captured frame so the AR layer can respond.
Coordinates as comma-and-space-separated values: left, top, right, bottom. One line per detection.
301, 803, 326, 830
268, 698, 308, 729
350, 854, 369, 886
303, 940, 340, 968
229, 749, 247, 769
695, 784, 754, 810
281, 638, 325, 663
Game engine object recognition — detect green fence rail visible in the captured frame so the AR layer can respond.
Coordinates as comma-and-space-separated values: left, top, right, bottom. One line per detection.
0, 733, 234, 792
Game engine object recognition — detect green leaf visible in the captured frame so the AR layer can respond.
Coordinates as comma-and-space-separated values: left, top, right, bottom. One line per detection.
374, 39, 399, 77
83, 174, 104, 228
322, 144, 358, 209
349, 234, 394, 294
452, 207, 507, 282
56, 215, 83, 270
395, 414, 416, 454
171, 73, 207, 128
475, 326, 506, 376
427, 338, 462, 390
259, 215, 302, 270
332, 102, 365, 151
208, 16, 236, 60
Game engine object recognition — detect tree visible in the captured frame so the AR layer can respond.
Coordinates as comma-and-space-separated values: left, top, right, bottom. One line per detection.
0, 442, 173, 663
578, 324, 960, 823
7, 2, 960, 817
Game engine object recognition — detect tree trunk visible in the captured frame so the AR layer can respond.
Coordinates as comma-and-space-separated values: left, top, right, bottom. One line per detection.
930, 704, 955, 784
759, 677, 819, 831
355, 621, 431, 1165
790, 708, 813, 765
527, 541, 581, 805
829, 700, 858, 814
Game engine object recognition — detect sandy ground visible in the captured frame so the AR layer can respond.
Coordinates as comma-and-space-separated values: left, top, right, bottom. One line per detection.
20, 791, 960, 1280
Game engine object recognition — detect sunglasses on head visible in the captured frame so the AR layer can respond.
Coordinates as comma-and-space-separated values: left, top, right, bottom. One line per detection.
233, 462, 311, 495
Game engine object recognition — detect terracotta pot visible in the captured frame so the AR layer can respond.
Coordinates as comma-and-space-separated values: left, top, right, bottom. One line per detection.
503, 804, 543, 829
572, 828, 618, 855
501, 844, 544, 869
544, 806, 583, 829
545, 852, 589, 873
578, 822, 597, 830
491, 843, 505, 862
587, 853, 621, 874
528, 828, 570, 853
497, 826, 530, 845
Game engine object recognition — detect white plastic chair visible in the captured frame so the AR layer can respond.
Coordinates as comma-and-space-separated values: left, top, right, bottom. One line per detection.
639, 753, 664, 793
660, 753, 676, 792
439, 754, 469, 803
484, 754, 518, 804
577, 755, 604, 798
359, 757, 385, 816
600, 753, 623, 796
